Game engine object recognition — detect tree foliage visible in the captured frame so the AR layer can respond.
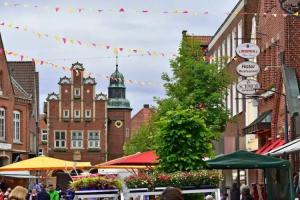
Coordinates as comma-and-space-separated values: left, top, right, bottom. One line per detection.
155, 108, 216, 172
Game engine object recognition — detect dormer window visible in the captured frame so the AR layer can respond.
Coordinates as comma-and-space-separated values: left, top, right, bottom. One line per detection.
74, 88, 81, 99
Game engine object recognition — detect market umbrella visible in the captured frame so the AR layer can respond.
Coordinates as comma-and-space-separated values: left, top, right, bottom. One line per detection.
0, 155, 91, 171
95, 150, 158, 169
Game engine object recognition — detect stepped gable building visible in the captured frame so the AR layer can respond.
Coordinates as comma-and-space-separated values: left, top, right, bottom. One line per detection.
131, 104, 153, 136
44, 62, 131, 164
0, 34, 39, 166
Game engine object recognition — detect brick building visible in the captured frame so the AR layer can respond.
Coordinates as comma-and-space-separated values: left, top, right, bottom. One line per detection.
131, 104, 153, 136
44, 62, 131, 164
0, 34, 39, 166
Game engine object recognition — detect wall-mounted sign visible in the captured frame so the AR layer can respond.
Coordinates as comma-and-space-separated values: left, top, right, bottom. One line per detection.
236, 61, 260, 77
236, 43, 260, 59
0, 143, 12, 150
280, 0, 300, 14
237, 79, 261, 95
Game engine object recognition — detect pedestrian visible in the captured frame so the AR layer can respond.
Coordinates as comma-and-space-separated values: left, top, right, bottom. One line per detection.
0, 189, 4, 200
241, 185, 254, 200
160, 187, 183, 200
205, 194, 215, 200
4, 188, 11, 200
230, 183, 239, 200
27, 189, 38, 200
37, 184, 50, 200
8, 186, 28, 200
47, 185, 59, 200
221, 192, 228, 200
250, 183, 259, 200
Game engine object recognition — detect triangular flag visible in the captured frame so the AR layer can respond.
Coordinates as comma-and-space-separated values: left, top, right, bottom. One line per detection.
293, 12, 299, 16
55, 7, 60, 12
62, 38, 67, 44
78, 8, 83, 12
119, 8, 125, 12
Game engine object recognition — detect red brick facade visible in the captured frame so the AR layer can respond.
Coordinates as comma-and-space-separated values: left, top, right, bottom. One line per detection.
44, 62, 132, 164
131, 104, 153, 136
0, 34, 39, 166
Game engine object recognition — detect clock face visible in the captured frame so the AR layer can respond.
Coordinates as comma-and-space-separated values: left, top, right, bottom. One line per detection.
280, 0, 300, 14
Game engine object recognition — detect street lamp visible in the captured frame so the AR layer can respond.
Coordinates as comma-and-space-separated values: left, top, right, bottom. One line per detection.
254, 88, 289, 143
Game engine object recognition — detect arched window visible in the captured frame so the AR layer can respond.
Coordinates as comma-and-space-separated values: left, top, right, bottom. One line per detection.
0, 108, 5, 139
13, 111, 21, 142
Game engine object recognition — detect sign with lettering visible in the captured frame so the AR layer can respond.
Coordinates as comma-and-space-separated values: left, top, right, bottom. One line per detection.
237, 79, 261, 95
280, 0, 300, 14
236, 43, 260, 59
0, 143, 11, 150
236, 61, 260, 77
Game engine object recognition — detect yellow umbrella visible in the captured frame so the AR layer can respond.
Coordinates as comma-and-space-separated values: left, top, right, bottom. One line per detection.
0, 155, 91, 171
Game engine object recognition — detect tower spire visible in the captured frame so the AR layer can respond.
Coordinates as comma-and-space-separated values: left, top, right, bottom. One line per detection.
115, 54, 119, 71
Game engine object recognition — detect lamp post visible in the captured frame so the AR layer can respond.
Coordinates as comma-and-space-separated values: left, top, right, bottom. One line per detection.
254, 88, 289, 143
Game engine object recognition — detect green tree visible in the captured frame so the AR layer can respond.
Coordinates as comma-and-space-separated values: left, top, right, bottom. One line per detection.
155, 108, 216, 172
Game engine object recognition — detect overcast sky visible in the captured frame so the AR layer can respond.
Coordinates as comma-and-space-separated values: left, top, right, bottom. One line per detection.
0, 0, 239, 115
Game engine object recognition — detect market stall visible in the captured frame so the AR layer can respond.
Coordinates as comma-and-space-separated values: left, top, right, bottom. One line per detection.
206, 150, 294, 200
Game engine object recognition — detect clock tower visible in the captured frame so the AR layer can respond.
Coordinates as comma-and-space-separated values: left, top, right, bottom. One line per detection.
107, 62, 132, 160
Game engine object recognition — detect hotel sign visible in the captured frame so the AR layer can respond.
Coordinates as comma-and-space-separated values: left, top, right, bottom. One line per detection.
280, 0, 300, 14
0, 143, 12, 150
236, 43, 260, 59
236, 61, 260, 77
237, 79, 261, 95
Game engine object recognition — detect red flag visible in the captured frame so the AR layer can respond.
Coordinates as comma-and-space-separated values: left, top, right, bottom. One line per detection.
119, 48, 123, 52
142, 10, 148, 13
98, 10, 103, 13
62, 38, 67, 44
147, 51, 151, 56
133, 50, 137, 53
40, 60, 44, 65
20, 55, 24, 61
78, 8, 83, 12
106, 46, 110, 49
119, 8, 125, 12
203, 11, 209, 15
55, 7, 60, 12
0, 22, 4, 26
92, 43, 96, 47
77, 41, 82, 45
31, 58, 35, 63
183, 10, 188, 14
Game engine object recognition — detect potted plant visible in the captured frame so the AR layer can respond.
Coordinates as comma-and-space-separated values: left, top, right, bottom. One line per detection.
124, 174, 154, 192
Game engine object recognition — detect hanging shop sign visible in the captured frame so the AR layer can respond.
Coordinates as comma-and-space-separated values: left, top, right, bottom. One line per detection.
236, 43, 260, 59
236, 61, 260, 77
237, 79, 261, 95
280, 0, 300, 14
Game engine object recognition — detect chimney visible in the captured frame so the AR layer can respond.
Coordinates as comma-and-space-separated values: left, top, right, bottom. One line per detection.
143, 104, 150, 108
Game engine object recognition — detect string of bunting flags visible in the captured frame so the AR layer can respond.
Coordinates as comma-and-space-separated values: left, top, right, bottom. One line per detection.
0, 20, 176, 58
2, 1, 300, 17
0, 48, 163, 88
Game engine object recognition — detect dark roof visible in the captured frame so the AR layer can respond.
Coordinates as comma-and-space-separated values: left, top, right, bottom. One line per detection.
187, 35, 212, 46
7, 61, 36, 96
10, 76, 31, 99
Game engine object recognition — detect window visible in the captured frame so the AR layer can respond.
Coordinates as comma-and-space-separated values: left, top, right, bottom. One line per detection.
63, 110, 69, 118
227, 34, 231, 63
222, 41, 226, 67
38, 148, 43, 155
13, 111, 20, 142
55, 131, 66, 148
74, 88, 81, 98
74, 110, 80, 119
232, 28, 236, 57
227, 88, 232, 117
238, 77, 243, 113
85, 109, 91, 118
0, 108, 5, 139
217, 47, 221, 69
41, 129, 48, 142
88, 131, 100, 148
72, 131, 83, 148
232, 83, 237, 116
237, 20, 243, 46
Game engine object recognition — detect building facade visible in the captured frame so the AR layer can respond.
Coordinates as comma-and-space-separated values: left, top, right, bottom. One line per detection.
44, 62, 131, 164
0, 34, 39, 166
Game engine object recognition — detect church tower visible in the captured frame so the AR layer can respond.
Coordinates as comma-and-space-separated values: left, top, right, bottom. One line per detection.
107, 59, 132, 160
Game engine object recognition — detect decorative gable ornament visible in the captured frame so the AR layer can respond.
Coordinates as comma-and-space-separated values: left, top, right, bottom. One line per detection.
46, 92, 59, 101
96, 93, 107, 100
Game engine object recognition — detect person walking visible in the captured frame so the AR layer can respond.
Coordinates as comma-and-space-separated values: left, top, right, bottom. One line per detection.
241, 185, 254, 200
47, 185, 59, 200
37, 184, 50, 200
250, 183, 259, 200
230, 183, 239, 200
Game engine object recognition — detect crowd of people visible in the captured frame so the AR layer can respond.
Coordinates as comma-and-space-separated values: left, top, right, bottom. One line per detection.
0, 183, 72, 200
229, 183, 265, 200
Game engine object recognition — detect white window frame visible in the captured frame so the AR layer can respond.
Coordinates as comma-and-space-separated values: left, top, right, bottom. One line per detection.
38, 148, 43, 155
74, 88, 81, 97
13, 111, 21, 143
227, 88, 232, 117
85, 109, 92, 118
227, 34, 231, 63
88, 131, 100, 149
41, 129, 48, 142
63, 109, 70, 118
232, 83, 237, 116
71, 131, 83, 149
222, 41, 226, 68
74, 110, 81, 119
238, 76, 243, 113
0, 108, 5, 139
232, 28, 236, 57
218, 47, 221, 69
237, 20, 243, 46
54, 130, 66, 148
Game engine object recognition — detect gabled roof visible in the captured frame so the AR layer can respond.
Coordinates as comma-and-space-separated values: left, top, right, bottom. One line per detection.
8, 61, 36, 96
10, 76, 32, 99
